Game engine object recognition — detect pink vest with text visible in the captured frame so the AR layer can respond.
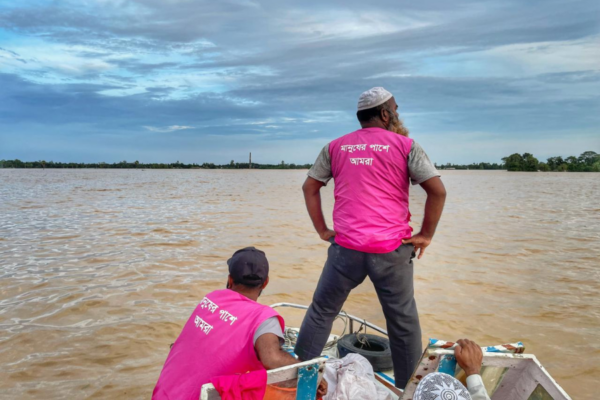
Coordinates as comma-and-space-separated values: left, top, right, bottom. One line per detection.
152, 289, 284, 400
329, 127, 413, 253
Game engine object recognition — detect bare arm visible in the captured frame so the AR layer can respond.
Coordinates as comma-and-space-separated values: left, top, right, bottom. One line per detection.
255, 333, 329, 396
302, 177, 335, 241
419, 176, 446, 238
255, 333, 298, 370
402, 176, 446, 258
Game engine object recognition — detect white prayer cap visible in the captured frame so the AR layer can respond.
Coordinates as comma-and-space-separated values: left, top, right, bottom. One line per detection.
357, 87, 393, 111
414, 372, 472, 400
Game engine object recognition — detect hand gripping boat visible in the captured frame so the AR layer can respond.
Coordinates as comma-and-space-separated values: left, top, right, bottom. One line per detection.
200, 303, 571, 400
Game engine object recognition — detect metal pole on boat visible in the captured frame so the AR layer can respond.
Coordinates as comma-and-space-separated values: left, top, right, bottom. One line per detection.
270, 303, 388, 336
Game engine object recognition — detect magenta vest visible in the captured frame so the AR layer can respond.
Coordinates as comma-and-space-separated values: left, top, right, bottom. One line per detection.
152, 289, 284, 400
329, 127, 413, 253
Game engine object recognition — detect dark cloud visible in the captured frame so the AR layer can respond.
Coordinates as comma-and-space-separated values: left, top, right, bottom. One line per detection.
0, 73, 264, 128
2, 0, 597, 54
107, 59, 180, 74
537, 70, 600, 84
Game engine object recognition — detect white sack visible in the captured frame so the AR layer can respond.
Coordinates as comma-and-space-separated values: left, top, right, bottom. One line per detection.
323, 353, 393, 400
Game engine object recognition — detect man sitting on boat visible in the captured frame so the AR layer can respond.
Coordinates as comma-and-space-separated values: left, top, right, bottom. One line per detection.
296, 86, 446, 389
152, 247, 325, 400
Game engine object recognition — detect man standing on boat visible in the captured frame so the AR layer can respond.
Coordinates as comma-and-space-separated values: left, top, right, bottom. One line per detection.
295, 87, 446, 388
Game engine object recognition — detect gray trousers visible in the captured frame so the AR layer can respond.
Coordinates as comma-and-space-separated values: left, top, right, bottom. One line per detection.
294, 238, 422, 389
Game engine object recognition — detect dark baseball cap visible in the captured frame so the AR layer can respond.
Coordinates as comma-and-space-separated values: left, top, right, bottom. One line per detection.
227, 247, 269, 286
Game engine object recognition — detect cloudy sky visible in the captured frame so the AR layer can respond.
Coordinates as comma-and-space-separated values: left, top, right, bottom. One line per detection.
1, 0, 598, 164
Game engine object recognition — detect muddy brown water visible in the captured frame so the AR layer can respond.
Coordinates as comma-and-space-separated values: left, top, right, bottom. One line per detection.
0, 169, 598, 399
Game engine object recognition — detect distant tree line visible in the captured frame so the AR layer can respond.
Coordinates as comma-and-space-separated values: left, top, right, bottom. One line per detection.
502, 151, 600, 172
0, 159, 313, 170
436, 162, 504, 170
3, 151, 598, 172
435, 151, 599, 172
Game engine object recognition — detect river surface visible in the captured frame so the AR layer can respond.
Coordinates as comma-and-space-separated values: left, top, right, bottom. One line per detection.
0, 169, 598, 399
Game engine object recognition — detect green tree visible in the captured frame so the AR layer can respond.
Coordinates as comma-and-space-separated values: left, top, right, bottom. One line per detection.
578, 151, 599, 166
565, 156, 580, 171
502, 153, 524, 171
522, 153, 539, 171
547, 156, 564, 171
538, 162, 550, 172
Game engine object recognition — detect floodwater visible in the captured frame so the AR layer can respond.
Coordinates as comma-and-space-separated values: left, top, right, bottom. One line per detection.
0, 169, 598, 399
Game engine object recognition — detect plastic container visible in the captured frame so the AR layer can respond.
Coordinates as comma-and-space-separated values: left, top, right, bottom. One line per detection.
263, 384, 296, 400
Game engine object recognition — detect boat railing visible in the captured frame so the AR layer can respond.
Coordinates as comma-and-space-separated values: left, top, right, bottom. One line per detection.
270, 302, 389, 336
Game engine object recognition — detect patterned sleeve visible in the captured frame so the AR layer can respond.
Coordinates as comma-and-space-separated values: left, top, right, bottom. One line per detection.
408, 141, 440, 185
307, 144, 333, 185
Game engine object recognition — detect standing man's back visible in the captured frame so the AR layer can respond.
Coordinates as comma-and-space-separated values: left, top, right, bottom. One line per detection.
329, 127, 413, 253
295, 87, 447, 389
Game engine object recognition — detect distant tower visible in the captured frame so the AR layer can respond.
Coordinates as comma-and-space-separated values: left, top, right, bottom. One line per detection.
249, 152, 252, 169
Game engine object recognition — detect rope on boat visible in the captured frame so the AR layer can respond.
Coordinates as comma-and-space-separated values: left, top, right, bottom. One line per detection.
355, 319, 371, 349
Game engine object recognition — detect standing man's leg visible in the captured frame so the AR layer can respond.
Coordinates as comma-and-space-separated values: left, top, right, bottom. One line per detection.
294, 240, 367, 361
367, 244, 421, 389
